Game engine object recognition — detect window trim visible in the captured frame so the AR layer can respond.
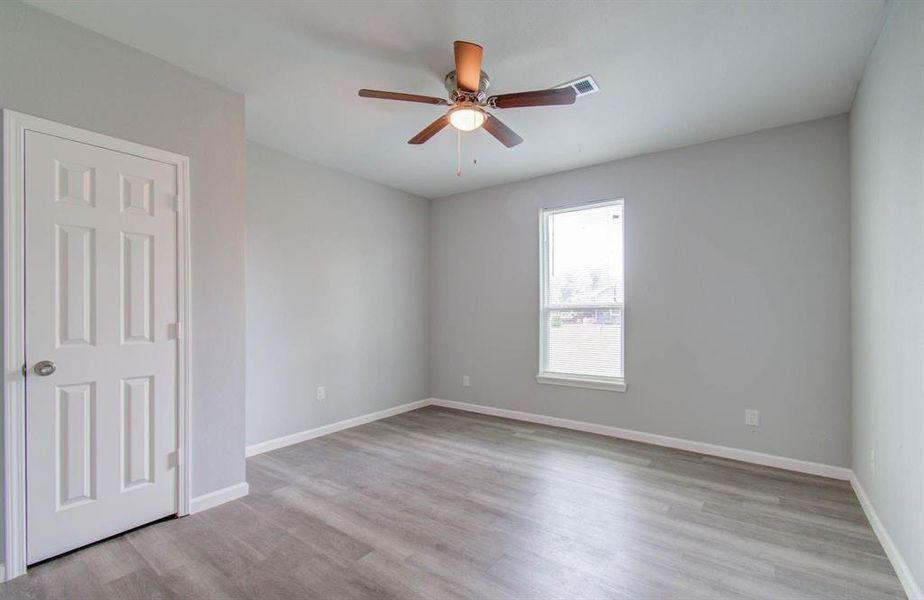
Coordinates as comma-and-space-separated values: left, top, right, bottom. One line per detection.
537, 198, 626, 393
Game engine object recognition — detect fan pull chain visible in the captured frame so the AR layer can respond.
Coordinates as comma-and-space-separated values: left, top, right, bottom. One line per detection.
456, 128, 462, 177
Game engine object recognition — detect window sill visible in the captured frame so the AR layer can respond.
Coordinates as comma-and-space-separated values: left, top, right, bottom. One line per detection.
536, 373, 627, 393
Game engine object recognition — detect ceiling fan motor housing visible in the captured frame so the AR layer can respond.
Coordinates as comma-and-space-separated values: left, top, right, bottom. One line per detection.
444, 70, 491, 100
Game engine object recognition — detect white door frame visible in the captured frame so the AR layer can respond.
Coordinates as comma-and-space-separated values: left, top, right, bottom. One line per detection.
1, 110, 192, 580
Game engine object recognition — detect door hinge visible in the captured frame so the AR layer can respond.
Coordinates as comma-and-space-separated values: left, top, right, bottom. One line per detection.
171, 322, 184, 340
21, 363, 27, 378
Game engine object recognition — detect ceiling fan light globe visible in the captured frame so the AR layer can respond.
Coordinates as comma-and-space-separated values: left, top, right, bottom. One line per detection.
449, 107, 486, 131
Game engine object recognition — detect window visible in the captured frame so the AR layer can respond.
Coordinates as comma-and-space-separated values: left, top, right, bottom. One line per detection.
538, 199, 625, 392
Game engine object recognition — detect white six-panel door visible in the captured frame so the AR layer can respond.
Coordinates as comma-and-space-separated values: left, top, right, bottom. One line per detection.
25, 130, 178, 564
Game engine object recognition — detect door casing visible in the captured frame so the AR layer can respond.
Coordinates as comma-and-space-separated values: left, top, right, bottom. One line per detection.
1, 110, 192, 580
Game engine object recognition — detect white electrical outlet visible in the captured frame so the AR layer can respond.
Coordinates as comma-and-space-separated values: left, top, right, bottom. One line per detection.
316, 386, 326, 401
870, 448, 876, 473
462, 375, 470, 387
745, 409, 759, 427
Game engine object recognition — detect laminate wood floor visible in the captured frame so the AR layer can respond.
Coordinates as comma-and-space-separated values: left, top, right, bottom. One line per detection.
0, 406, 905, 599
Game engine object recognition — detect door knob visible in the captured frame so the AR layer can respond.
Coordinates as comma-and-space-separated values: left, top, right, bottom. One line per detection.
33, 360, 56, 376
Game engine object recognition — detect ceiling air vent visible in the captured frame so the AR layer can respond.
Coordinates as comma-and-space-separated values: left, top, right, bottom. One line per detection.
557, 75, 599, 98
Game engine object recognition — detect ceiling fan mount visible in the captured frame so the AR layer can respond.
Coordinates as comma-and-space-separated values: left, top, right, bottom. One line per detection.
358, 40, 579, 148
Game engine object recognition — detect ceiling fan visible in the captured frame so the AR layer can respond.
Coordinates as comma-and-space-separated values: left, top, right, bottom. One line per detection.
358, 40, 578, 148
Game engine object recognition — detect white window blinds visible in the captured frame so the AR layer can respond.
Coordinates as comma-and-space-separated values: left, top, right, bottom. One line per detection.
540, 200, 625, 387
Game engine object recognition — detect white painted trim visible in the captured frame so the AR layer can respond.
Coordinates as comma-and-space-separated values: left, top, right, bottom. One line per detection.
189, 482, 249, 514
175, 140, 193, 518
1, 110, 192, 579
536, 373, 626, 392
2, 110, 28, 581
0, 564, 6, 583
245, 399, 431, 457
428, 398, 852, 480
851, 474, 923, 600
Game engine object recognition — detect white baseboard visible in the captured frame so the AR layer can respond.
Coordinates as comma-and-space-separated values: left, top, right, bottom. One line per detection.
0, 563, 6, 583
189, 482, 249, 514
245, 399, 431, 458
851, 474, 923, 600
428, 398, 852, 480
247, 397, 850, 480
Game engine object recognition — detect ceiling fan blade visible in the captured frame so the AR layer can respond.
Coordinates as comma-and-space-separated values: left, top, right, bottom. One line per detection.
488, 87, 577, 109
359, 89, 448, 105
483, 114, 523, 148
453, 41, 483, 93
408, 114, 451, 144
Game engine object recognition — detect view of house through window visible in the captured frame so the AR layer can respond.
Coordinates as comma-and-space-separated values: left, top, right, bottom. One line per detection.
540, 199, 625, 388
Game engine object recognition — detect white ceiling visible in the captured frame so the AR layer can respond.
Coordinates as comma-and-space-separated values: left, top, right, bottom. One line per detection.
27, 0, 885, 199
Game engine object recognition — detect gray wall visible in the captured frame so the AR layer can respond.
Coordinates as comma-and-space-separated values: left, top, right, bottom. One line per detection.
850, 0, 924, 592
246, 143, 429, 447
430, 116, 851, 467
0, 0, 247, 508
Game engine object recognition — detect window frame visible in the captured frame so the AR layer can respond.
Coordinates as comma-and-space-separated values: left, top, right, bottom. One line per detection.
537, 198, 627, 393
